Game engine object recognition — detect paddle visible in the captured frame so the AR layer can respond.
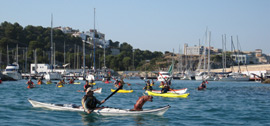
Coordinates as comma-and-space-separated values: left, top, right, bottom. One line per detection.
88, 85, 123, 114
158, 72, 177, 94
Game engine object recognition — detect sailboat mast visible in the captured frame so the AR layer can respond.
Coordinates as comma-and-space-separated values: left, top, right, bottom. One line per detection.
83, 39, 85, 76
203, 30, 207, 72
16, 44, 18, 63
50, 14, 53, 71
222, 34, 224, 73
207, 31, 211, 75
54, 42, 55, 71
93, 8, 96, 71
103, 40, 106, 68
224, 34, 227, 72
64, 41, 65, 65
7, 45, 9, 65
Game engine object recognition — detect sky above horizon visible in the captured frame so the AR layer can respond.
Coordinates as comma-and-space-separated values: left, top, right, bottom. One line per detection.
1, 0, 270, 54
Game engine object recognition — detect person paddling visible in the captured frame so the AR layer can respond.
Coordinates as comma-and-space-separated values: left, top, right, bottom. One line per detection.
198, 81, 207, 90
56, 79, 65, 87
83, 80, 93, 92
37, 78, 43, 85
114, 79, 126, 89
26, 79, 35, 88
69, 78, 74, 84
130, 95, 153, 111
81, 88, 105, 114
161, 81, 170, 93
143, 80, 153, 91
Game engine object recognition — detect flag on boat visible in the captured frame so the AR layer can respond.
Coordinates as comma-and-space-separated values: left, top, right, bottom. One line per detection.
168, 64, 174, 75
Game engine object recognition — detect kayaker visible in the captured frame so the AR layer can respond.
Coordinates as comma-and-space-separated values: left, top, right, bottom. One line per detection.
115, 79, 125, 89
198, 81, 207, 90
114, 79, 119, 87
37, 78, 43, 85
150, 79, 155, 86
81, 88, 105, 114
69, 78, 74, 84
56, 80, 64, 87
84, 80, 93, 92
161, 82, 170, 93
143, 80, 153, 91
26, 79, 35, 88
130, 95, 153, 111
47, 80, 52, 84
0, 77, 2, 84
159, 81, 165, 88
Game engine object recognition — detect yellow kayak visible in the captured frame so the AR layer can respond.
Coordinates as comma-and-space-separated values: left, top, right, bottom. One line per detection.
89, 83, 96, 85
147, 91, 190, 98
58, 85, 63, 88
46, 82, 52, 84
111, 89, 133, 93
73, 82, 81, 84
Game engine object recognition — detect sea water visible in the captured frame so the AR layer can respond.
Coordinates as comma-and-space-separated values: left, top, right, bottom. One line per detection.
0, 79, 269, 126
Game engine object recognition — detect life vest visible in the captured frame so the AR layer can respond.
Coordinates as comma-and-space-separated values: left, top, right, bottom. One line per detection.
82, 95, 97, 109
147, 85, 153, 91
84, 84, 92, 92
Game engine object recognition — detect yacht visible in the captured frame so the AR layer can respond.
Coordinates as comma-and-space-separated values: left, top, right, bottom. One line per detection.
44, 72, 62, 80
157, 71, 172, 81
3, 63, 22, 80
218, 72, 250, 81
195, 72, 215, 81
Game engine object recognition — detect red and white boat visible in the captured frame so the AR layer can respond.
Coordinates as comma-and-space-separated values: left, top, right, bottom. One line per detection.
147, 88, 187, 94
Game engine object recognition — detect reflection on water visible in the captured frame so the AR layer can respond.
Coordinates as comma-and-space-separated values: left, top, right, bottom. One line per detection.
80, 113, 99, 126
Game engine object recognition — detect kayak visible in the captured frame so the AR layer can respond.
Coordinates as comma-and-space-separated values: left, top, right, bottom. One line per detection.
27, 85, 34, 89
46, 82, 52, 84
89, 83, 96, 85
111, 89, 133, 93
58, 85, 63, 88
93, 87, 102, 93
28, 99, 170, 116
104, 81, 112, 83
197, 87, 206, 90
147, 91, 190, 98
149, 88, 188, 94
159, 85, 164, 88
73, 82, 81, 84
77, 88, 102, 93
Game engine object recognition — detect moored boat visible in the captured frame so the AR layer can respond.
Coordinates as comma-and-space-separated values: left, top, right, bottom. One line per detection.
111, 89, 133, 93
147, 91, 190, 98
28, 99, 170, 116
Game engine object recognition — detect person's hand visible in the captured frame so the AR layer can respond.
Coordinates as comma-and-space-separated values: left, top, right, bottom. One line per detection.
101, 100, 105, 104
87, 110, 92, 114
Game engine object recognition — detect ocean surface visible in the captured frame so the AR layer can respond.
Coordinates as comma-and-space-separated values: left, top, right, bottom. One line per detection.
0, 79, 270, 126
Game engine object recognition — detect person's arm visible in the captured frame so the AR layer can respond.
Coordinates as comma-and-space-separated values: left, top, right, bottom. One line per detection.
83, 97, 91, 113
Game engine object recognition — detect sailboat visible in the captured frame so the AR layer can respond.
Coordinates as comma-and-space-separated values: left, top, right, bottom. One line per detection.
44, 14, 61, 80
218, 36, 249, 81
195, 31, 214, 81
157, 50, 174, 82
3, 44, 22, 80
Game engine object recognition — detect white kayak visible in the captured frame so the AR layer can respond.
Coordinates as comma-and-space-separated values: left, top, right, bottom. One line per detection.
28, 99, 170, 116
93, 88, 102, 93
149, 88, 188, 94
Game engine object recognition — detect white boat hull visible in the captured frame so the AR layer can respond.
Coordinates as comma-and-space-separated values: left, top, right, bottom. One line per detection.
44, 72, 62, 80
28, 99, 170, 116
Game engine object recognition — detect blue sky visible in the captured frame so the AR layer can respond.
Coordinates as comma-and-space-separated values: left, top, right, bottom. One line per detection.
1, 0, 269, 54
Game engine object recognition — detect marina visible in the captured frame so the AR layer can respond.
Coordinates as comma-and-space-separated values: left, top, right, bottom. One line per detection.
0, 79, 270, 125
